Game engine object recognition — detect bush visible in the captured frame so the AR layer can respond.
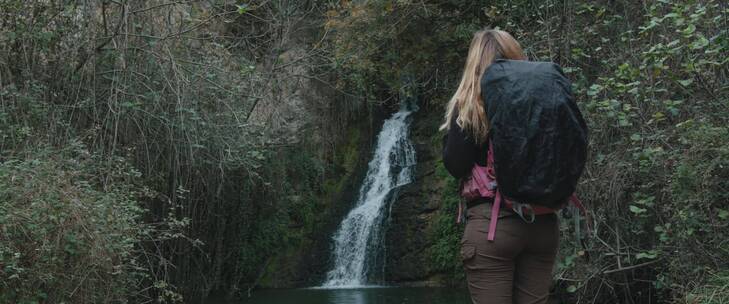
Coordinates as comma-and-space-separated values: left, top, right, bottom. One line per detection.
0, 143, 180, 303
426, 161, 464, 284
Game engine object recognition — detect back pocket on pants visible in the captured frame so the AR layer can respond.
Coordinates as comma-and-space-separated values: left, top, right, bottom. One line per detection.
460, 244, 476, 262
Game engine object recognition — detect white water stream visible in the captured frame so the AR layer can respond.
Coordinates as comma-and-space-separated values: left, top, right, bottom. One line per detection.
321, 102, 417, 288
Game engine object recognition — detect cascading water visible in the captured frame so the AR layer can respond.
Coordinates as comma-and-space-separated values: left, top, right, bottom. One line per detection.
321, 100, 417, 288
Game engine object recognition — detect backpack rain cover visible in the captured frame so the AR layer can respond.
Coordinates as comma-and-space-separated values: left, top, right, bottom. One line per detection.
481, 59, 588, 208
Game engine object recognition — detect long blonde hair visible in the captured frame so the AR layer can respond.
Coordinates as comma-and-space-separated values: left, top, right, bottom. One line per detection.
440, 29, 526, 143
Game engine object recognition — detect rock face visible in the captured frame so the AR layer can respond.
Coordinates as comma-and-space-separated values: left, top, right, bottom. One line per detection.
385, 105, 449, 284
257, 106, 388, 288
244, 15, 389, 289
246, 47, 323, 144
256, 99, 452, 288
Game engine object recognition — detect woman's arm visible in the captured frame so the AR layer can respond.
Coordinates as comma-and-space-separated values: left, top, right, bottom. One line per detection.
442, 115, 478, 179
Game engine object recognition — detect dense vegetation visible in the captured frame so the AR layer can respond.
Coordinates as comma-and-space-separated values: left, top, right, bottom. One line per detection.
0, 0, 727, 303
0, 1, 364, 302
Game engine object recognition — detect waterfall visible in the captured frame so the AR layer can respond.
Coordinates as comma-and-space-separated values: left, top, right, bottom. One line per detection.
321, 101, 417, 288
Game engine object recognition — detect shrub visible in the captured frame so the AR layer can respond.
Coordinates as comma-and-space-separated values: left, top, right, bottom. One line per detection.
0, 143, 180, 303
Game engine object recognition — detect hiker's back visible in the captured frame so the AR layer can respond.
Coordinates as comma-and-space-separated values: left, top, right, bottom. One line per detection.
441, 29, 579, 304
481, 59, 588, 208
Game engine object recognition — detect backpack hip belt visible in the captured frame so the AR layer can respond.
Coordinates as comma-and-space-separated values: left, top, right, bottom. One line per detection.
455, 139, 590, 241
487, 192, 589, 241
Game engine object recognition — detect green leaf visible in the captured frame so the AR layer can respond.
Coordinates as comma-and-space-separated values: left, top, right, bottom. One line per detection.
629, 205, 647, 214
678, 79, 694, 86
587, 84, 602, 96
567, 285, 578, 293
121, 101, 136, 108
636, 251, 658, 260
718, 209, 729, 220
237, 4, 249, 14
635, 196, 655, 207
691, 36, 709, 50
682, 24, 696, 36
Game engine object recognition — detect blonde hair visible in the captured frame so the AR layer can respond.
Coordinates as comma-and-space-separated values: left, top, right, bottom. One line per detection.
440, 29, 526, 143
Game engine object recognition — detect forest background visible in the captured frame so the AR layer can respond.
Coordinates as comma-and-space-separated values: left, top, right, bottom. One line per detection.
0, 0, 726, 303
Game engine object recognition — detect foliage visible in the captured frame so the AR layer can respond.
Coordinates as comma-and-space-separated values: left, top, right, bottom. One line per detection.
551, 1, 728, 302
426, 161, 465, 283
684, 271, 729, 304
0, 0, 352, 301
0, 144, 182, 303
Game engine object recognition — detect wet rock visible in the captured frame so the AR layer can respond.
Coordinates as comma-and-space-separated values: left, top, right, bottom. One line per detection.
385, 106, 448, 284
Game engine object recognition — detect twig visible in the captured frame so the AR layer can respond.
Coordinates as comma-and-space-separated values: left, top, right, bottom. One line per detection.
132, 1, 188, 14
603, 259, 661, 274
75, 1, 126, 72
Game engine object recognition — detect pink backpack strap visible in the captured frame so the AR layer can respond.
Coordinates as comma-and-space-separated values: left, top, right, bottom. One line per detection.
486, 140, 501, 241
487, 190, 502, 241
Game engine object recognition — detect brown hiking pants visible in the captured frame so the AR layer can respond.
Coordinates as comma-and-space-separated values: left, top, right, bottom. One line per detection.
461, 202, 559, 304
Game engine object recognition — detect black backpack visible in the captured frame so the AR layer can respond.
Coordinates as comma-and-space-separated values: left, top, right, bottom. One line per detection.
481, 59, 588, 209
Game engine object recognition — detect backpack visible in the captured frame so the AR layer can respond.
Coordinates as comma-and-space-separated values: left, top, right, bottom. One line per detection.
456, 59, 589, 242
482, 59, 588, 208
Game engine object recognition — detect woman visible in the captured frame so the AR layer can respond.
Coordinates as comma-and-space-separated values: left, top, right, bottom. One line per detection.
441, 29, 559, 304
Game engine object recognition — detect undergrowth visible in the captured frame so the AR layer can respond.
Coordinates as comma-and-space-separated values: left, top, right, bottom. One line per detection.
0, 143, 183, 303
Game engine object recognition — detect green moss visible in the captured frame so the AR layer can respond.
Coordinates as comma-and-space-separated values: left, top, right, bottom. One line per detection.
340, 127, 362, 174
322, 125, 363, 199
259, 238, 314, 288
252, 122, 369, 288
425, 161, 464, 284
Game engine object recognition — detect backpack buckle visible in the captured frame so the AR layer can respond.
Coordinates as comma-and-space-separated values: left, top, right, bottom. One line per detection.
512, 201, 536, 223
487, 181, 497, 190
